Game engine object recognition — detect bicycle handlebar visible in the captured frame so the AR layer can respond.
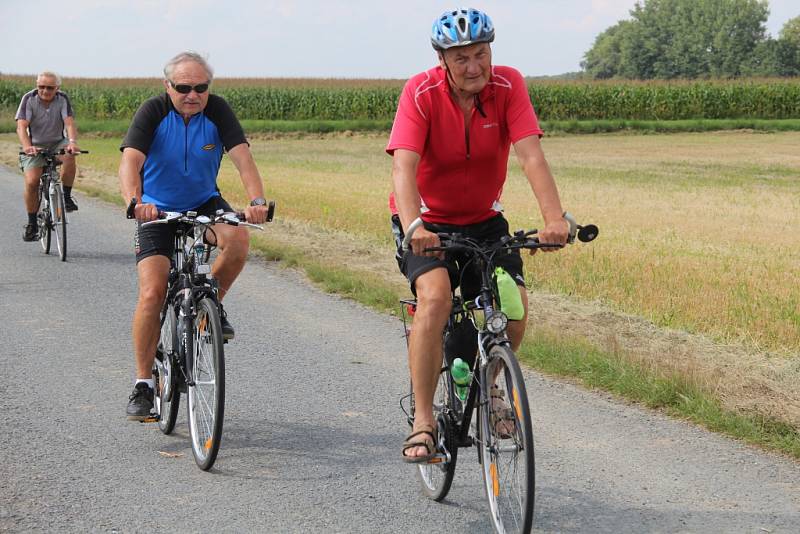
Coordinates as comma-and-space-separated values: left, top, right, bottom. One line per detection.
140, 210, 265, 231
18, 148, 89, 156
127, 198, 274, 226
400, 211, 598, 253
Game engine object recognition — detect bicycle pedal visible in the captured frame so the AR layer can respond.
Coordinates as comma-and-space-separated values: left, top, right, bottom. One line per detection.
140, 415, 159, 423
426, 452, 449, 464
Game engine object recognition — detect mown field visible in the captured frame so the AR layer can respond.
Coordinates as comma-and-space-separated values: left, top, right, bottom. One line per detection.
16, 131, 797, 357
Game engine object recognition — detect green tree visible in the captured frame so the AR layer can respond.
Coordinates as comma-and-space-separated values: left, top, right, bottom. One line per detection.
581, 21, 630, 79
777, 15, 800, 74
583, 0, 774, 79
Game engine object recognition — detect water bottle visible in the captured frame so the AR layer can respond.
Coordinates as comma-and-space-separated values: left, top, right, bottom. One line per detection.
451, 358, 472, 401
494, 266, 524, 320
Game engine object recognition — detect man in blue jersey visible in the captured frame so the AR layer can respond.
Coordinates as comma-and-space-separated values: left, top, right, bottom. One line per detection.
119, 51, 271, 420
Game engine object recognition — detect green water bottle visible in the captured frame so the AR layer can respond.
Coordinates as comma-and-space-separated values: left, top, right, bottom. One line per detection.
494, 266, 524, 320
451, 358, 472, 401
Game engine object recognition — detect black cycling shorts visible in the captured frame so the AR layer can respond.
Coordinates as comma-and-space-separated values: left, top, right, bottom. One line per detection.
391, 213, 525, 299
134, 195, 233, 263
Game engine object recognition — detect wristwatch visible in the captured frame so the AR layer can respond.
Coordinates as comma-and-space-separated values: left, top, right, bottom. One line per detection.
250, 197, 267, 207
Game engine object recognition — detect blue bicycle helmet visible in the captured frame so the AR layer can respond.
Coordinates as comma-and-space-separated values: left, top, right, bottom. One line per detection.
431, 7, 495, 51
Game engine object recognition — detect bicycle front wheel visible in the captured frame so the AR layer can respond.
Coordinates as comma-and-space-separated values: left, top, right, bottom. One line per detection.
478, 344, 535, 534
51, 186, 67, 261
187, 297, 225, 470
38, 188, 51, 254
154, 302, 180, 434
415, 368, 458, 501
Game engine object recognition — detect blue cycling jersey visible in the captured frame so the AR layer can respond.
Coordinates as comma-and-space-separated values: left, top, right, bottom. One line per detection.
120, 93, 247, 212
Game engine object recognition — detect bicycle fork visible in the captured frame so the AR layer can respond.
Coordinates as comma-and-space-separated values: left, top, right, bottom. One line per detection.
178, 288, 196, 387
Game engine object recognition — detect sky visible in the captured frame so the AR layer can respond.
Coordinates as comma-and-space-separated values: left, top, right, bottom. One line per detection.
1, 0, 797, 79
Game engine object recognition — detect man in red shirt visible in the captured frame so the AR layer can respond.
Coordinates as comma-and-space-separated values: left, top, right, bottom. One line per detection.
388, 8, 569, 462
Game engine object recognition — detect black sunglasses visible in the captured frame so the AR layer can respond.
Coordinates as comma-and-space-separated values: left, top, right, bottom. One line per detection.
169, 81, 210, 94
37, 85, 56, 91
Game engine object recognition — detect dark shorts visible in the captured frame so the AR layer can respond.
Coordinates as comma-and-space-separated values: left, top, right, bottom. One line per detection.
134, 194, 232, 263
391, 213, 525, 299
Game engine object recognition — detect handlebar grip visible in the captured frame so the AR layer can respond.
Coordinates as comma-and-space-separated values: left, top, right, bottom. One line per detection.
563, 212, 578, 244
401, 217, 425, 252
126, 198, 137, 219
266, 200, 275, 222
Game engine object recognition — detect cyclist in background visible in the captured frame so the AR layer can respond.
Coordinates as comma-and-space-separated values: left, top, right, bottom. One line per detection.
388, 8, 569, 462
16, 71, 81, 241
119, 51, 271, 420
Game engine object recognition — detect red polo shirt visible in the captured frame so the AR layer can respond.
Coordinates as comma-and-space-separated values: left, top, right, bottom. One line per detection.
387, 65, 543, 226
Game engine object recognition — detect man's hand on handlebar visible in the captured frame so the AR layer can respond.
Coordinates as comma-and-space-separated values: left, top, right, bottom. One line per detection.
533, 218, 570, 254
22, 146, 40, 156
409, 227, 444, 259
243, 204, 270, 225
134, 202, 159, 222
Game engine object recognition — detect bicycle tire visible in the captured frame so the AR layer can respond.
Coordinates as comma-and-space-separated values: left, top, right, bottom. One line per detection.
154, 302, 180, 434
478, 344, 535, 534
38, 184, 51, 254
51, 185, 67, 261
414, 367, 459, 501
187, 297, 225, 470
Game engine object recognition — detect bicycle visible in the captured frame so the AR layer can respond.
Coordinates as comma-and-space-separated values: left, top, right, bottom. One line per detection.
19, 147, 88, 261
131, 201, 274, 470
399, 213, 598, 533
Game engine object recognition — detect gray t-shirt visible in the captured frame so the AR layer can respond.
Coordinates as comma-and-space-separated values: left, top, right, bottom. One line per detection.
15, 89, 74, 145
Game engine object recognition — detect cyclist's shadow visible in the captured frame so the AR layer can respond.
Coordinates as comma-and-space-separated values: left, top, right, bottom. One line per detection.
205, 418, 397, 480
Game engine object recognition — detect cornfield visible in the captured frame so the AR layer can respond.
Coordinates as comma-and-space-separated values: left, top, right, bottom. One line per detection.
2, 76, 798, 121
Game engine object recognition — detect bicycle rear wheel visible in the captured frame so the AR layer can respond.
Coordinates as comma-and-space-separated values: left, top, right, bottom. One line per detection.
50, 186, 67, 261
187, 297, 225, 470
154, 302, 180, 434
415, 367, 458, 501
478, 345, 535, 534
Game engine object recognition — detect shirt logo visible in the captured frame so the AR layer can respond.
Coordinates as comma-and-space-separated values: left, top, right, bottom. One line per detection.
201, 143, 216, 151
483, 122, 499, 129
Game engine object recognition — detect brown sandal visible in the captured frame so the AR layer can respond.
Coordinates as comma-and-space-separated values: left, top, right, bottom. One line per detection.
490, 387, 517, 439
401, 424, 438, 464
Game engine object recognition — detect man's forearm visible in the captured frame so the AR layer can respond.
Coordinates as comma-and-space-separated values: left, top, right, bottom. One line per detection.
66, 123, 78, 143
526, 163, 563, 224
17, 124, 32, 149
228, 145, 265, 201
119, 162, 141, 203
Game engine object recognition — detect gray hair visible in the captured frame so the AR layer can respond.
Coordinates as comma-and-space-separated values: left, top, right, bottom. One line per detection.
38, 71, 62, 86
163, 51, 214, 81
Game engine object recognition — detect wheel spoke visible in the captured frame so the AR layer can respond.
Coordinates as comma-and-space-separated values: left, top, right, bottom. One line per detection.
186, 300, 224, 470
480, 346, 535, 533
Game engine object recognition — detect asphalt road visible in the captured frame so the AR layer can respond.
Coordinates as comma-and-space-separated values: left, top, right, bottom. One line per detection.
1, 165, 799, 533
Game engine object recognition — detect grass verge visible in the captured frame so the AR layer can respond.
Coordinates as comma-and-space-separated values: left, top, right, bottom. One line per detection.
520, 330, 800, 458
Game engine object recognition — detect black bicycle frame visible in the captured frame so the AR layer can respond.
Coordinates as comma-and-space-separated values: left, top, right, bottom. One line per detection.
159, 222, 219, 388
445, 248, 513, 449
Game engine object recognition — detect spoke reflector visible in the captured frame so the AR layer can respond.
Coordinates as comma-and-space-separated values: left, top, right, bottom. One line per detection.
490, 462, 499, 496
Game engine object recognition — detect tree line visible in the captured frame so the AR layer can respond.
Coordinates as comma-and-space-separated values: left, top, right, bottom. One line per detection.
582, 0, 800, 79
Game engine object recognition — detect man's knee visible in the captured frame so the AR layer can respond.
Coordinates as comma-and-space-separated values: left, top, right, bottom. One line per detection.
23, 169, 42, 188
137, 283, 166, 311
414, 270, 452, 321
60, 156, 76, 176
220, 228, 249, 260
